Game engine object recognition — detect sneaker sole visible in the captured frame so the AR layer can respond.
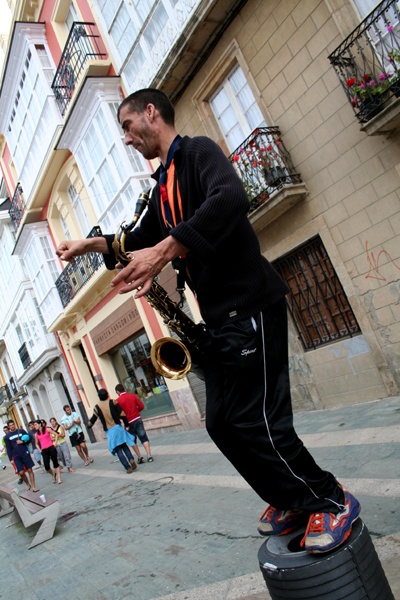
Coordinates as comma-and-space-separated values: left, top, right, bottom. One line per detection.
257, 522, 304, 537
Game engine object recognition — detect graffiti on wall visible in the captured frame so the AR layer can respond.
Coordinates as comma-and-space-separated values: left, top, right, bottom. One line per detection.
365, 240, 400, 282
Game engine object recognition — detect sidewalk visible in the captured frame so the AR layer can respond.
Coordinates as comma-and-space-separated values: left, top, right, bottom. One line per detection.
0, 396, 399, 600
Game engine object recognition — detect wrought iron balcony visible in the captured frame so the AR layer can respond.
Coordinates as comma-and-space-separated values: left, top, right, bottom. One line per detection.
8, 182, 25, 231
51, 22, 106, 116
55, 226, 104, 308
329, 0, 400, 123
0, 384, 11, 405
18, 342, 32, 370
229, 127, 302, 213
9, 377, 18, 395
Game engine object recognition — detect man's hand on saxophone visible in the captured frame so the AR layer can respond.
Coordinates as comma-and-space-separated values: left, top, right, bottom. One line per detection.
111, 236, 188, 299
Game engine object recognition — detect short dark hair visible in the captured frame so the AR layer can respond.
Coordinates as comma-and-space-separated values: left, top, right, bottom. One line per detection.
118, 88, 175, 126
115, 383, 125, 393
98, 388, 109, 400
7, 419, 14, 425
63, 405, 70, 411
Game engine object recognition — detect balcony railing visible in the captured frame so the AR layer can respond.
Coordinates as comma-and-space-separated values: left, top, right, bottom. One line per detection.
51, 22, 106, 116
229, 127, 302, 213
9, 377, 18, 396
329, 0, 400, 123
18, 342, 32, 370
8, 182, 25, 231
0, 384, 11, 405
55, 226, 104, 308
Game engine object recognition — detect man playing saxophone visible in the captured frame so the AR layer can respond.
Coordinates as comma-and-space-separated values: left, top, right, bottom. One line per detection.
56, 88, 360, 554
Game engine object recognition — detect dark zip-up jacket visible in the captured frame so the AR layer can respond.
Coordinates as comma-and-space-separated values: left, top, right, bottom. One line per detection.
103, 136, 288, 328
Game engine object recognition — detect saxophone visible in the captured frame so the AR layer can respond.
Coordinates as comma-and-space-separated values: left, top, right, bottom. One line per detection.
113, 188, 207, 381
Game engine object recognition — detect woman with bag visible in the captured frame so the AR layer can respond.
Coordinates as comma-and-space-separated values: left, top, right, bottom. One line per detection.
50, 417, 75, 472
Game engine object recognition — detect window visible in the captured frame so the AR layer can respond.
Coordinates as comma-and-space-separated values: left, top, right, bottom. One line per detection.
210, 65, 266, 152
94, 0, 196, 88
59, 213, 71, 240
65, 3, 79, 31
22, 228, 64, 329
143, 3, 168, 49
74, 102, 152, 232
75, 106, 121, 218
112, 331, 175, 418
97, 0, 138, 63
273, 237, 361, 350
352, 1, 380, 18
17, 297, 41, 350
109, 101, 150, 176
6, 44, 59, 198
68, 183, 91, 236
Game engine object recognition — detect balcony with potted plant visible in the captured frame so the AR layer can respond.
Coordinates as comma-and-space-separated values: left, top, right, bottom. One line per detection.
229, 127, 308, 232
328, 0, 400, 135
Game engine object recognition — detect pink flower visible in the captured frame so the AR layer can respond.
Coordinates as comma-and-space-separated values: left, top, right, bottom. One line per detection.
388, 25, 394, 32
232, 154, 240, 162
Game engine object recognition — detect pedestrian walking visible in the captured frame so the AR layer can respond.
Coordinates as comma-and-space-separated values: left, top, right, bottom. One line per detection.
34, 420, 62, 484
115, 383, 153, 463
87, 389, 137, 474
4, 420, 39, 492
61, 405, 93, 467
50, 417, 75, 472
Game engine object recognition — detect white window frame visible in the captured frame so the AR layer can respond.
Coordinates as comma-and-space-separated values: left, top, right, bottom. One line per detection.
5, 41, 61, 199
210, 64, 266, 152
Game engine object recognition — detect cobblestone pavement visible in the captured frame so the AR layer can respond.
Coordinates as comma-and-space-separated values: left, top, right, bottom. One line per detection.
0, 396, 399, 600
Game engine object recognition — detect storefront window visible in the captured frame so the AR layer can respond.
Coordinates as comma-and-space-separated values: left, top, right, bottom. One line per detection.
112, 331, 175, 418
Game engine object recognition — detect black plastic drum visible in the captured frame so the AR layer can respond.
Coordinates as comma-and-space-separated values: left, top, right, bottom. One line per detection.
258, 518, 394, 599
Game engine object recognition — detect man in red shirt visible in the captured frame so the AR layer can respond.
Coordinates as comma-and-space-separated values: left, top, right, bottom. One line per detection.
115, 384, 153, 463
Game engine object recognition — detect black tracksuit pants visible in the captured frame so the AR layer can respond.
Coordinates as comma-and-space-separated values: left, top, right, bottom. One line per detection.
205, 297, 345, 514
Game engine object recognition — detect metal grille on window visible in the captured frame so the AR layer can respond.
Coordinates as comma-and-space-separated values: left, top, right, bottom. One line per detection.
273, 237, 361, 350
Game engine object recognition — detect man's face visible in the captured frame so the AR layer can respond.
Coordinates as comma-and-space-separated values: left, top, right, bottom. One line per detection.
29, 423, 35, 430
64, 407, 72, 416
3, 426, 9, 435
119, 105, 159, 161
8, 422, 15, 432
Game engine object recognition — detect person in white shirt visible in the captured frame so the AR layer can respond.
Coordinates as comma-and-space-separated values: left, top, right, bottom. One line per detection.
61, 405, 93, 467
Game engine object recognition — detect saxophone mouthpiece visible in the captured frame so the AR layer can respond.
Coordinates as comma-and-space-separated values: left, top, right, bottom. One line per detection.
121, 187, 151, 233
133, 187, 151, 221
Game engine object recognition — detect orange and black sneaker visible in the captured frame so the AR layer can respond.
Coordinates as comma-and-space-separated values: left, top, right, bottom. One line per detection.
301, 490, 361, 553
257, 505, 307, 536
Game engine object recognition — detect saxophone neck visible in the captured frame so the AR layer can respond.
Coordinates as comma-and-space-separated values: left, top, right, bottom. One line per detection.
113, 187, 151, 265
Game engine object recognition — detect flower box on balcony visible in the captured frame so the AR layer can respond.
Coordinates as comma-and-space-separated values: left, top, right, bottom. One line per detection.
328, 0, 400, 134
360, 95, 400, 135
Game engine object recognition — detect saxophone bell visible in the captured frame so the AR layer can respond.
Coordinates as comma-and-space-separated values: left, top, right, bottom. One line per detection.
150, 333, 206, 380
150, 337, 192, 380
